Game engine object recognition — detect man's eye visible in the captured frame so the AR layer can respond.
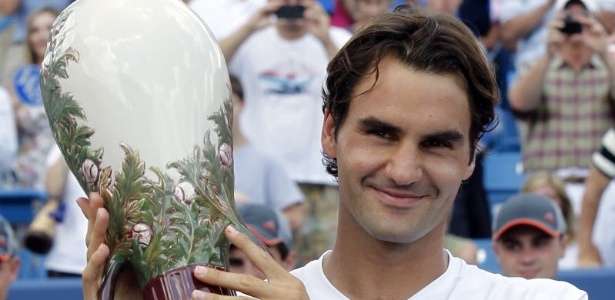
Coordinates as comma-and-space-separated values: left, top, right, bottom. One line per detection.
423, 140, 451, 148
229, 258, 244, 267
367, 129, 392, 139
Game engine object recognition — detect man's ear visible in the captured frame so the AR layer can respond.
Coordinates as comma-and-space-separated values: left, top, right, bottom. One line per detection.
283, 251, 297, 271
463, 152, 476, 181
321, 109, 337, 159
559, 234, 570, 258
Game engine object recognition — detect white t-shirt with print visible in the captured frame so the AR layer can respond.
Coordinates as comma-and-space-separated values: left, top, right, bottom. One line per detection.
291, 250, 588, 300
230, 26, 351, 185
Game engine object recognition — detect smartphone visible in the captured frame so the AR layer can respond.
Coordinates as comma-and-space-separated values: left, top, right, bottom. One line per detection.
559, 15, 582, 35
276, 5, 305, 19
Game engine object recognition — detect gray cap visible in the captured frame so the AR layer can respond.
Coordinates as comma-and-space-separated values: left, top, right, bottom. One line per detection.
0, 215, 17, 262
237, 204, 292, 252
493, 193, 567, 240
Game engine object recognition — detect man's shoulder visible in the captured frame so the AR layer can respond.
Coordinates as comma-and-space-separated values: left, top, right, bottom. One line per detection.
457, 264, 587, 299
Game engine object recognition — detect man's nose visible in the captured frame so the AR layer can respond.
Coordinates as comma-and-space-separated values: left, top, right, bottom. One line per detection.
386, 143, 422, 186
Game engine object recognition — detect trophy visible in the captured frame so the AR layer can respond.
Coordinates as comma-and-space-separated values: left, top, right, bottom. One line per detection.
40, 0, 254, 298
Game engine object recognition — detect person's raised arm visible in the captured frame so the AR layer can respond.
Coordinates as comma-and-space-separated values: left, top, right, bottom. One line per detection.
577, 165, 608, 268
501, 0, 554, 51
508, 16, 564, 113
304, 0, 338, 60
219, 1, 283, 62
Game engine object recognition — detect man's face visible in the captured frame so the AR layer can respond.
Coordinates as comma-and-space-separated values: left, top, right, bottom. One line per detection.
274, 0, 309, 31
561, 4, 592, 45
494, 225, 567, 279
229, 245, 292, 279
322, 57, 475, 244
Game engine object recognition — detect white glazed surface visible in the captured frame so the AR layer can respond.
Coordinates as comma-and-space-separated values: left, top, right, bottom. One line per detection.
55, 0, 230, 180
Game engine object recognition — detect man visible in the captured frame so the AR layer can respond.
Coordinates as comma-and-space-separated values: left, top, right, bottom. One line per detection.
229, 74, 305, 231
577, 127, 615, 267
81, 6, 587, 299
230, 204, 296, 279
0, 215, 20, 300
509, 0, 615, 215
220, 0, 351, 265
492, 193, 569, 279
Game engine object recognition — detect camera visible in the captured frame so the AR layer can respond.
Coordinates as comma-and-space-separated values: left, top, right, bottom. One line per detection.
275, 5, 305, 19
559, 14, 582, 35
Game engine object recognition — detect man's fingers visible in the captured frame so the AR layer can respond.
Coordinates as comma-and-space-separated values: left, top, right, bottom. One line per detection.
82, 243, 110, 300
193, 265, 270, 299
225, 226, 289, 280
84, 192, 105, 247
87, 208, 109, 261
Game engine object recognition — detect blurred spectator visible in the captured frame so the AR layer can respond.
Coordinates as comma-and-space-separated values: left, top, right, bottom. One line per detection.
231, 204, 296, 279
188, 0, 266, 40
499, 0, 557, 73
230, 74, 305, 231
5, 7, 58, 189
577, 127, 615, 267
332, 0, 394, 32
220, 0, 351, 265
520, 171, 578, 269
0, 86, 17, 186
0, 0, 73, 84
509, 0, 615, 209
492, 193, 568, 279
0, 215, 20, 300
444, 233, 478, 264
37, 146, 86, 277
331, 0, 354, 28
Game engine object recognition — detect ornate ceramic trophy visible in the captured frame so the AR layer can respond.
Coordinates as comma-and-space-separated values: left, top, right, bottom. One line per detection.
40, 0, 254, 298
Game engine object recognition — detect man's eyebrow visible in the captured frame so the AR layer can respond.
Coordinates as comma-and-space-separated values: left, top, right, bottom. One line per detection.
422, 130, 464, 143
358, 117, 401, 133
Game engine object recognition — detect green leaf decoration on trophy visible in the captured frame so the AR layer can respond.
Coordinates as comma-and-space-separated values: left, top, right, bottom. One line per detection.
40, 0, 258, 299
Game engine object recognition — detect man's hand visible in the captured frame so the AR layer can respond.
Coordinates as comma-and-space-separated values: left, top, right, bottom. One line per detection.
191, 225, 309, 300
77, 193, 142, 300
304, 0, 332, 46
546, 13, 567, 58
245, 0, 283, 33
579, 14, 609, 56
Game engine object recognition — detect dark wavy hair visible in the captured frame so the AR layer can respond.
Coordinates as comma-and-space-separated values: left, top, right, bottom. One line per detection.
322, 5, 498, 177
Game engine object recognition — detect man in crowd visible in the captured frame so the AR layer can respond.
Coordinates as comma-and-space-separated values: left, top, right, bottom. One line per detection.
492, 193, 569, 279
0, 215, 20, 300
229, 204, 296, 279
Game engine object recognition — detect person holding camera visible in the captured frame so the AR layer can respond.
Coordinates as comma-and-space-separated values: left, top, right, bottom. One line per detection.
219, 0, 351, 267
508, 0, 615, 268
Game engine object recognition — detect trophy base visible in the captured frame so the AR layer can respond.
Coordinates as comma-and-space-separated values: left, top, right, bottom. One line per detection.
143, 263, 235, 299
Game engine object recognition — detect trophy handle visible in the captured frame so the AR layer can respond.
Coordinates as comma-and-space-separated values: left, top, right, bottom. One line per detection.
98, 254, 124, 300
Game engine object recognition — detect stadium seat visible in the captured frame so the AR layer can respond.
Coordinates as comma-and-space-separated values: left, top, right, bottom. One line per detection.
482, 151, 525, 216
8, 278, 82, 300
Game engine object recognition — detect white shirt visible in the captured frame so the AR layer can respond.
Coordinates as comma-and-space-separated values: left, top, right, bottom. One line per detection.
0, 87, 17, 172
291, 250, 588, 299
230, 26, 351, 184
